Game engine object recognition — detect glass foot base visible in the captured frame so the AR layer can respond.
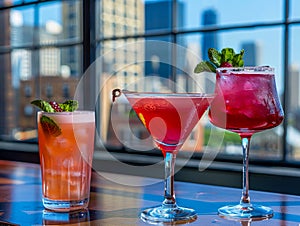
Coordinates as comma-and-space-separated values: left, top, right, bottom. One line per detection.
218, 204, 274, 220
140, 205, 197, 224
43, 197, 89, 212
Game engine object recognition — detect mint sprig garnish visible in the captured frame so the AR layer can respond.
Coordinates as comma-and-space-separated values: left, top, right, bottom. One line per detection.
59, 100, 78, 112
31, 99, 78, 112
31, 99, 79, 137
31, 100, 55, 112
208, 48, 222, 67
194, 48, 245, 73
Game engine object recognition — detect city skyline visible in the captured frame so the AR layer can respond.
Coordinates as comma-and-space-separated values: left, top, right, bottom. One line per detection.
8, 1, 300, 99
2, 0, 300, 144
9, 1, 300, 94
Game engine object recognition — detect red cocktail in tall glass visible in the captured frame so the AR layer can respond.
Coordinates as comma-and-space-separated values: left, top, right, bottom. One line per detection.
113, 89, 214, 224
209, 66, 284, 220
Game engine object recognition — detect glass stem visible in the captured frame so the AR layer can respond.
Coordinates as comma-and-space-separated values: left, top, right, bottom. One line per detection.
162, 152, 177, 208
240, 136, 251, 206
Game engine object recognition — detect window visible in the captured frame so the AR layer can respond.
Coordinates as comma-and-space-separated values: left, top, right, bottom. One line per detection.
0, 0, 82, 140
1, 0, 300, 169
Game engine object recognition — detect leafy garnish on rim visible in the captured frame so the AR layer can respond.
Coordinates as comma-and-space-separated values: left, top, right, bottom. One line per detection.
31, 100, 55, 113
59, 100, 79, 112
194, 48, 245, 73
31, 99, 79, 137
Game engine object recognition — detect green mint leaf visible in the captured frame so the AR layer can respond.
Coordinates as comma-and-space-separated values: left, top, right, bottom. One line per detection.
194, 47, 245, 73
40, 115, 61, 137
31, 100, 55, 112
232, 49, 245, 67
238, 59, 244, 67
208, 48, 221, 67
194, 61, 216, 73
221, 48, 235, 64
59, 100, 79, 112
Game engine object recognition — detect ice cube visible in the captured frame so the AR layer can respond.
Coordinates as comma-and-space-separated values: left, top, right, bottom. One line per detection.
243, 81, 254, 90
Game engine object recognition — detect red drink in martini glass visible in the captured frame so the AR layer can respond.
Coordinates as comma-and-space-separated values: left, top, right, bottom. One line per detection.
113, 89, 214, 224
209, 66, 284, 220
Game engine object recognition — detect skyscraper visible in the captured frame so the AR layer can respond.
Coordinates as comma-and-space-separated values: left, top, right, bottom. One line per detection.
200, 9, 218, 94
95, 0, 145, 143
99, 0, 145, 88
62, 1, 81, 76
202, 9, 218, 61
241, 42, 260, 66
289, 64, 300, 111
144, 1, 185, 79
0, 5, 16, 138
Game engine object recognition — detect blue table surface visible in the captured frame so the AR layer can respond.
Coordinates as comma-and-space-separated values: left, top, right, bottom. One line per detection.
0, 160, 299, 225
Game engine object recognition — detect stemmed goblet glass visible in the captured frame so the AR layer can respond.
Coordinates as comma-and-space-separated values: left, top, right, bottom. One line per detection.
208, 66, 284, 220
113, 88, 214, 224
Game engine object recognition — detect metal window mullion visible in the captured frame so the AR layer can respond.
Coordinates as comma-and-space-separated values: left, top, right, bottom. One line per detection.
95, 21, 288, 44
82, 0, 96, 110
282, 0, 290, 162
170, 0, 177, 90
33, 3, 41, 99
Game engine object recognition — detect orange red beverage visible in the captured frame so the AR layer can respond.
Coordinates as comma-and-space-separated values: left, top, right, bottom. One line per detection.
38, 111, 95, 212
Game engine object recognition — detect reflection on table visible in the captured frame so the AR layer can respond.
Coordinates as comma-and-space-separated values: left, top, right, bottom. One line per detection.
0, 160, 299, 225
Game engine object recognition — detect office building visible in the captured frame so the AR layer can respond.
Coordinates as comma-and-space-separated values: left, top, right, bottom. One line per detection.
0, 7, 15, 138
145, 1, 185, 79
202, 9, 218, 61
241, 41, 261, 66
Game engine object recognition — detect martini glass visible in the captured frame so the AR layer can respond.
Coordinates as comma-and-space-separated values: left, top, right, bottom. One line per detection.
112, 88, 214, 224
208, 66, 284, 220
